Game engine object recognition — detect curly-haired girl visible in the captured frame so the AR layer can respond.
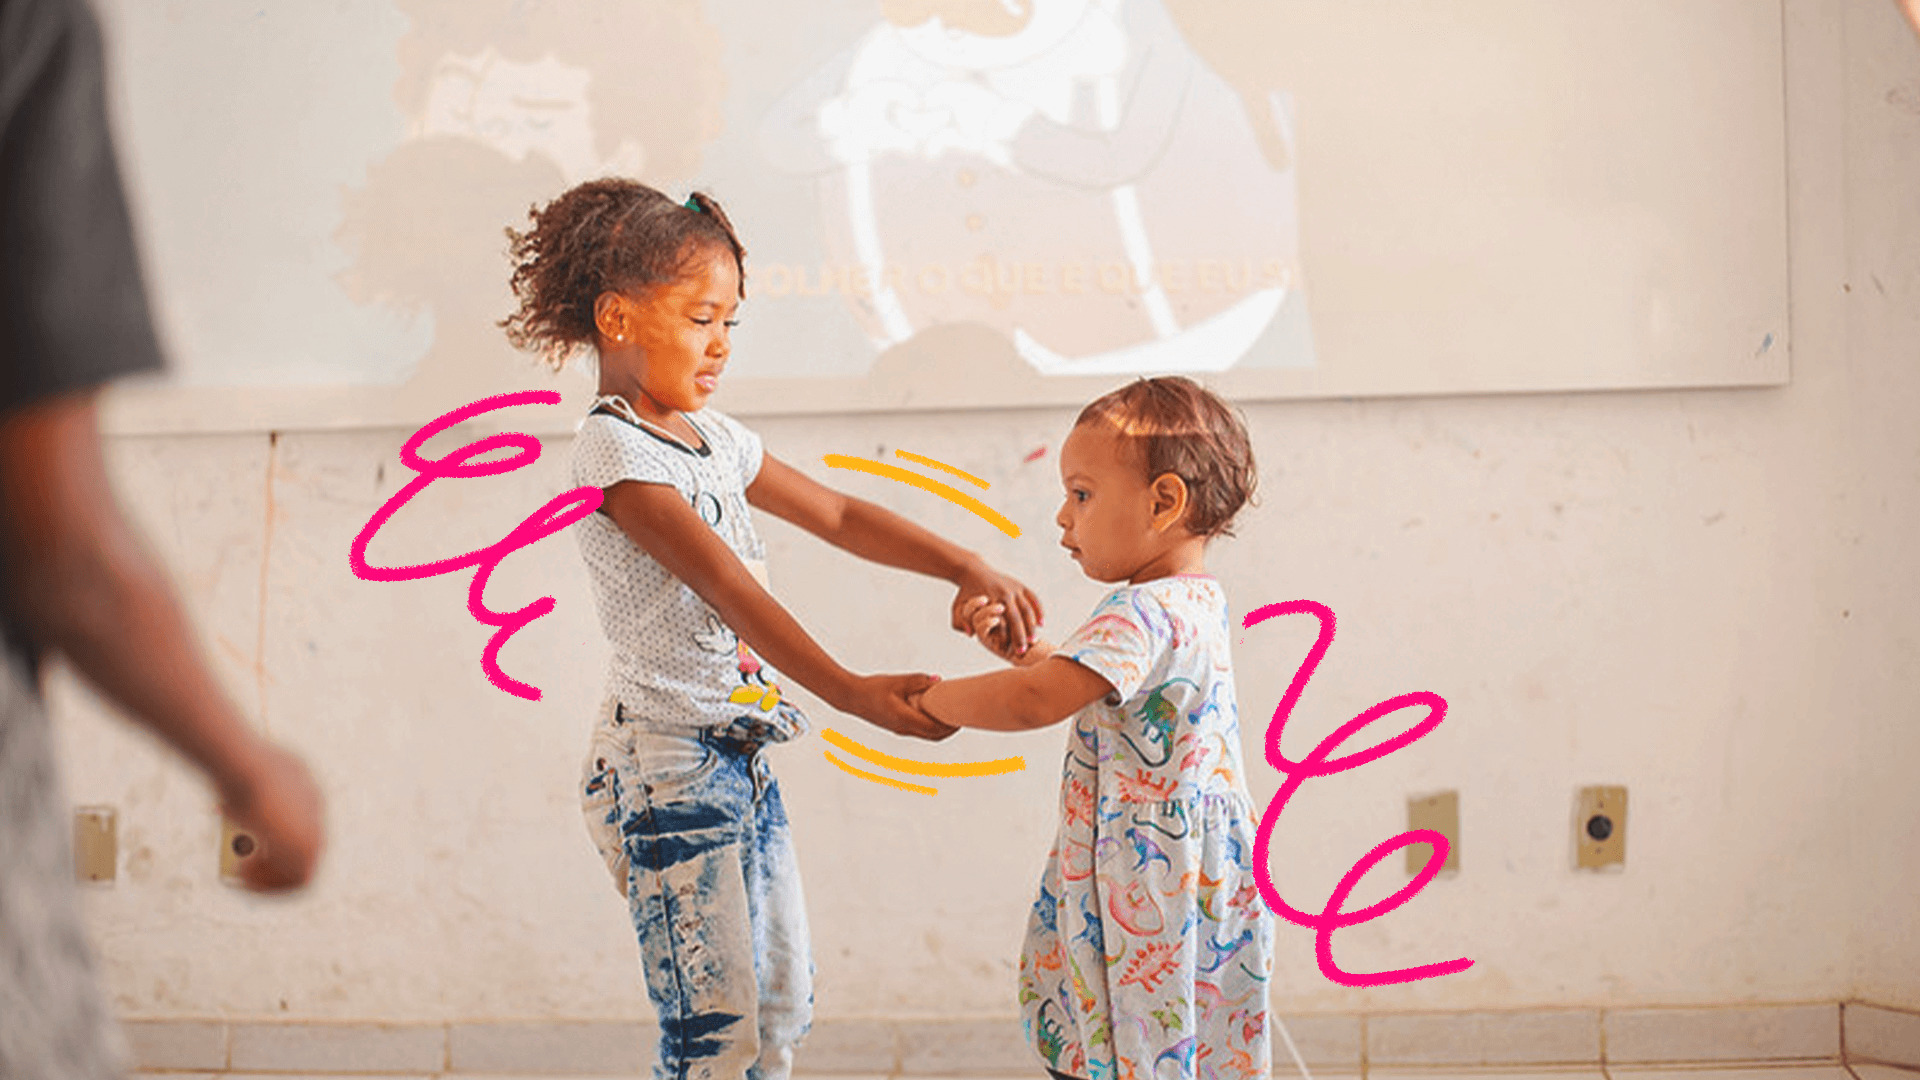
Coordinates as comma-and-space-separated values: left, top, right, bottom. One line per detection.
502, 178, 1042, 1078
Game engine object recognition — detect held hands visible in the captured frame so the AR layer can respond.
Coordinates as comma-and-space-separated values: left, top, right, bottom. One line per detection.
962, 595, 1055, 665
829, 559, 1037, 741
841, 672, 956, 742
950, 561, 1042, 657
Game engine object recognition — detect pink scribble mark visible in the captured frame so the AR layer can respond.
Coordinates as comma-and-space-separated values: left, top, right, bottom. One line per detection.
1243, 599, 1473, 987
349, 391, 603, 701
1022, 444, 1048, 463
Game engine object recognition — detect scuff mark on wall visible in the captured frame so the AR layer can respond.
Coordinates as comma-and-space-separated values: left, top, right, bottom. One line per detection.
215, 634, 251, 671
255, 432, 279, 731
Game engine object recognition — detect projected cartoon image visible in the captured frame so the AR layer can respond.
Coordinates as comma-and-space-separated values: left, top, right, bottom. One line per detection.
333, 0, 727, 390
760, 0, 1311, 376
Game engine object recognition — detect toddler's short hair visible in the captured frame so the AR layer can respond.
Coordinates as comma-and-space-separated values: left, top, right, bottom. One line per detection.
1075, 376, 1258, 539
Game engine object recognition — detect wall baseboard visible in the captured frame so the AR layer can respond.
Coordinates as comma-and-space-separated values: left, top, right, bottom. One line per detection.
118, 999, 1920, 1076
1845, 1001, 1920, 1071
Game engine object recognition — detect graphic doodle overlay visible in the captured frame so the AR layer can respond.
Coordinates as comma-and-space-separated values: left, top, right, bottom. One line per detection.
819, 450, 1029, 793
820, 728, 1025, 778
1243, 599, 1473, 987
892, 449, 989, 489
819, 728, 1025, 797
822, 751, 940, 796
350, 391, 603, 701
824, 453, 1020, 538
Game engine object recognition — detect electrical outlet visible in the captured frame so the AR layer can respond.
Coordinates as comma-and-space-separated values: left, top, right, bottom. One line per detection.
73, 807, 116, 883
218, 817, 258, 884
1406, 790, 1460, 874
1574, 785, 1627, 869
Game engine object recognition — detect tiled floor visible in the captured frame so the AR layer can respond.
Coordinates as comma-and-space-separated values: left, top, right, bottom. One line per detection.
122, 1001, 1920, 1076
1605, 1060, 1858, 1068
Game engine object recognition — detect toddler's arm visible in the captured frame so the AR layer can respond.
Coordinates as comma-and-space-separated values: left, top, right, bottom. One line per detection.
914, 654, 1111, 733
747, 454, 1045, 654
601, 478, 952, 740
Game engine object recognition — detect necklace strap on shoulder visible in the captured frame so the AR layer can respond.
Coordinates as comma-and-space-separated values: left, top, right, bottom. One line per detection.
590, 393, 644, 428
591, 394, 701, 453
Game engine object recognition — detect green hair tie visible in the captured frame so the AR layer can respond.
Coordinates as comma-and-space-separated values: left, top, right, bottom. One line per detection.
683, 195, 703, 213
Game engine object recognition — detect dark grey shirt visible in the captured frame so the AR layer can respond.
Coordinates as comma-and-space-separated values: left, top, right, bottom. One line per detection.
2, 1, 165, 1075
0, 0, 166, 669
0, 0, 164, 407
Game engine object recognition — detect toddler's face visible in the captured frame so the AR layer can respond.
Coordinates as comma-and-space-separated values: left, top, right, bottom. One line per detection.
610, 244, 740, 415
1055, 420, 1165, 583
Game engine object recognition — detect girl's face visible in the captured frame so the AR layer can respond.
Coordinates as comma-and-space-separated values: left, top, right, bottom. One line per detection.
1056, 420, 1192, 584
599, 244, 741, 417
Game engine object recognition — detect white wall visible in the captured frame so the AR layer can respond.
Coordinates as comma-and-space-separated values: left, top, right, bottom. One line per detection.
54, 0, 1920, 1023
1839, 0, 1920, 1007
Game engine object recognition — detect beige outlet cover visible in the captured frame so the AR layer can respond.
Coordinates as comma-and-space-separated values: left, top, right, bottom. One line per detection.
73, 807, 116, 883
1575, 785, 1627, 869
1406, 790, 1460, 875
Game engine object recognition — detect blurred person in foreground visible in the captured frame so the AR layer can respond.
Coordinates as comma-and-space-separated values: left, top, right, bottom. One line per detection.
0, 0, 325, 1075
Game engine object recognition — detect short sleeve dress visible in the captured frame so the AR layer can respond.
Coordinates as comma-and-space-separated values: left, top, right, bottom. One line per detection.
1021, 575, 1273, 1080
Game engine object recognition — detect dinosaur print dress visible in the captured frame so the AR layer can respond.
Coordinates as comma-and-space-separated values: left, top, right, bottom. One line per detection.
1022, 575, 1273, 1080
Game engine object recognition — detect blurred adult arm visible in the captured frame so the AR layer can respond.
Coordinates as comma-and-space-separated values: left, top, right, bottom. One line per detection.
0, 396, 323, 890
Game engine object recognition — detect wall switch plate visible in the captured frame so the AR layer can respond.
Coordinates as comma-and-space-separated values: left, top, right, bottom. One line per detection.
73, 807, 116, 883
1575, 785, 1627, 869
1406, 790, 1460, 874
218, 817, 258, 884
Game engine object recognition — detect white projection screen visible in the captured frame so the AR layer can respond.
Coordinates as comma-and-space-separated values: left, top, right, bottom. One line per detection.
93, 0, 1789, 433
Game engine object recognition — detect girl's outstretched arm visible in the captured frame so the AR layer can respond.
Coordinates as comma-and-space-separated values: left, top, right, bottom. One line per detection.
915, 656, 1111, 733
601, 479, 952, 741
746, 453, 1045, 654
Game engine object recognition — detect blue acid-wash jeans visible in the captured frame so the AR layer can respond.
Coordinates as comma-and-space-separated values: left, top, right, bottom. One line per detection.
581, 698, 813, 1080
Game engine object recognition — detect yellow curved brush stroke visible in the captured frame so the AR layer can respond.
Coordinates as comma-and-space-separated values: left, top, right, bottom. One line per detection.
894, 449, 989, 490
823, 455, 1021, 538
820, 728, 1026, 778
822, 750, 938, 796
